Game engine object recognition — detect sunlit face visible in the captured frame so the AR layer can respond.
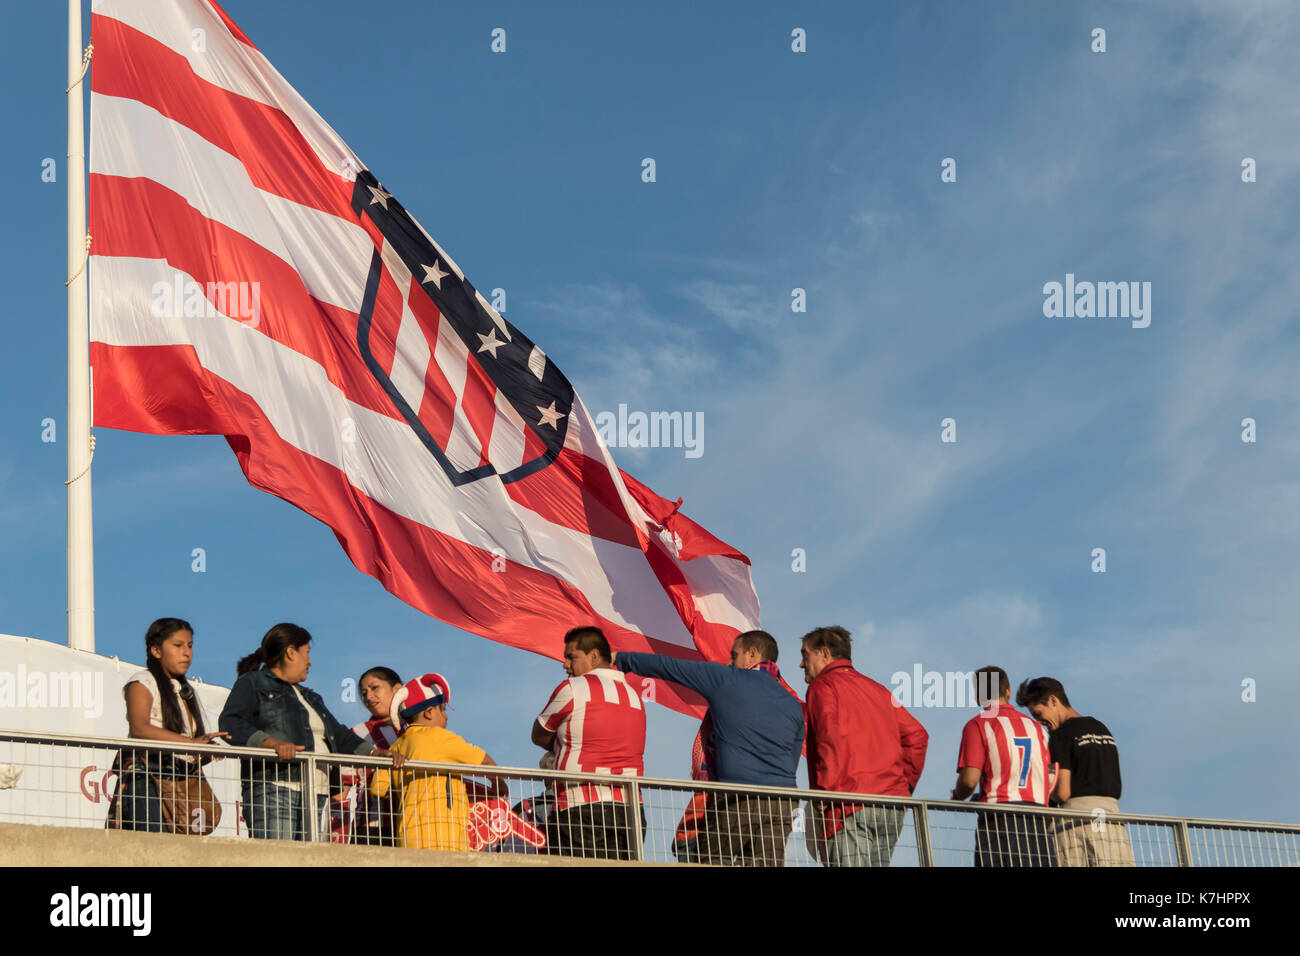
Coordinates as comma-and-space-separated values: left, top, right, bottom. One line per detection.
360, 674, 398, 719
278, 642, 311, 683
563, 642, 601, 678
1028, 697, 1065, 730
151, 629, 194, 679
799, 643, 831, 684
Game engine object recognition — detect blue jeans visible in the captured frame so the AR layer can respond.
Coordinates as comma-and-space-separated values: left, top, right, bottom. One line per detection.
243, 781, 328, 841
825, 805, 906, 867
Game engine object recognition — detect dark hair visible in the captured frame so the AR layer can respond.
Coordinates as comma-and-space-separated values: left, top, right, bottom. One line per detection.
801, 625, 852, 662
563, 626, 611, 664
735, 630, 780, 662
974, 665, 1011, 706
237, 622, 313, 676
359, 666, 402, 687
1016, 676, 1071, 709
142, 617, 205, 737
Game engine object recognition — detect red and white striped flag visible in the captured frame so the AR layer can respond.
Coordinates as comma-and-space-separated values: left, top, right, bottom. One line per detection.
87, 0, 758, 714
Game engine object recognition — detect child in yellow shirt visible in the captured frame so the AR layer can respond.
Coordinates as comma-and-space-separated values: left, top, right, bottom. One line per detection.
370, 673, 503, 851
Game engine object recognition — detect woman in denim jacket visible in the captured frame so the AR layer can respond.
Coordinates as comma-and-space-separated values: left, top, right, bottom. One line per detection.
219, 623, 404, 841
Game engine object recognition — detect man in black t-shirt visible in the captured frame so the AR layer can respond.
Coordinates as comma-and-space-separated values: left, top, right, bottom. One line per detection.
1016, 677, 1135, 867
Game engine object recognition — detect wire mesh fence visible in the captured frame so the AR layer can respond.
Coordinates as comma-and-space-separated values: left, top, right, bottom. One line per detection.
1, 730, 1296, 866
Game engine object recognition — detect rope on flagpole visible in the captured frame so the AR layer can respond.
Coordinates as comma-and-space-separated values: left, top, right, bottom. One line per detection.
65, 232, 91, 286
65, 42, 92, 93
65, 435, 96, 486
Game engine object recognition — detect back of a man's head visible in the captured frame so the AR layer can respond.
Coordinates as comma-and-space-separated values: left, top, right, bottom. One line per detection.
801, 626, 852, 661
734, 629, 779, 662
564, 625, 611, 664
1015, 676, 1070, 709
974, 665, 1011, 707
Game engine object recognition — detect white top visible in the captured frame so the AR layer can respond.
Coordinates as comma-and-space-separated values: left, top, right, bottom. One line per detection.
125, 668, 198, 737
270, 685, 331, 795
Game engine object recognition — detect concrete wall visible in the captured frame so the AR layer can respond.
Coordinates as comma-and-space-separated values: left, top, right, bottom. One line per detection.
0, 823, 646, 866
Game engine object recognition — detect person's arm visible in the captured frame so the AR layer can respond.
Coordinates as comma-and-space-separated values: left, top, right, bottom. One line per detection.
1053, 767, 1072, 804
952, 719, 985, 800
218, 675, 269, 748
533, 681, 573, 751
125, 682, 227, 745
804, 681, 833, 793
371, 736, 408, 798
952, 766, 981, 801
1047, 731, 1070, 804
614, 652, 730, 699
531, 722, 556, 750
217, 677, 306, 761
311, 692, 404, 767
370, 765, 391, 798
317, 697, 373, 758
896, 705, 929, 795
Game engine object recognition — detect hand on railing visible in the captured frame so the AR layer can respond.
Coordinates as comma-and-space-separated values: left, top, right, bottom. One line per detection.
195, 730, 230, 765
263, 738, 306, 761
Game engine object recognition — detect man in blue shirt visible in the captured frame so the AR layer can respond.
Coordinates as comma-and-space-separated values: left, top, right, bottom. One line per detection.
614, 630, 804, 866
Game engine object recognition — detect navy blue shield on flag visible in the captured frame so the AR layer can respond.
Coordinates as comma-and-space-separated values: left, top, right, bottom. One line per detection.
350, 170, 574, 487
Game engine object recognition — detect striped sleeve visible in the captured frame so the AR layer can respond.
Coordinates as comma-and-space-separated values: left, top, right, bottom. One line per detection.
537, 680, 575, 732
957, 717, 986, 773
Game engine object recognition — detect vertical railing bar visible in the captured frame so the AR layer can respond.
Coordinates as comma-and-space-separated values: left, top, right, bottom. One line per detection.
303, 753, 319, 843
914, 800, 935, 867
628, 778, 644, 863
1174, 820, 1193, 867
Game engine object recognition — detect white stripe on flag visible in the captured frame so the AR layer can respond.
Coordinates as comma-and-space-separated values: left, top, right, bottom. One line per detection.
443, 393, 487, 475
91, 93, 371, 313
94, 0, 363, 185
389, 301, 431, 415
487, 398, 528, 476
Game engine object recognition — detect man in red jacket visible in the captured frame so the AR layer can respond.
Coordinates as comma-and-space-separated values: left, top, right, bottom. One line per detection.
800, 626, 928, 866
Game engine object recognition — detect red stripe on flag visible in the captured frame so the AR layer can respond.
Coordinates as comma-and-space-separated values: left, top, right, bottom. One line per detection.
504, 448, 641, 550
521, 427, 547, 466
416, 359, 457, 450
620, 469, 751, 564
406, 281, 457, 447
459, 360, 499, 469
90, 340, 709, 717
367, 270, 405, 388
91, 16, 354, 221
90, 173, 397, 421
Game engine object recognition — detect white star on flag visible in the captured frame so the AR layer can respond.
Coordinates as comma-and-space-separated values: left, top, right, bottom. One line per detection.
421, 261, 449, 289
368, 184, 392, 209
536, 400, 566, 429
477, 328, 506, 358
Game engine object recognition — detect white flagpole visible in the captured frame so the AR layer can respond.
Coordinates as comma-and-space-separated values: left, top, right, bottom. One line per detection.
67, 0, 95, 652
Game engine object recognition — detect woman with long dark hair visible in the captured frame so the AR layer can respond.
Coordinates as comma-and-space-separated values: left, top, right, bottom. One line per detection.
218, 623, 404, 841
107, 617, 228, 832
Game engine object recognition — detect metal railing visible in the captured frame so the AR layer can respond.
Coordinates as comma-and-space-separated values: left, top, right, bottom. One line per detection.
1, 729, 1297, 866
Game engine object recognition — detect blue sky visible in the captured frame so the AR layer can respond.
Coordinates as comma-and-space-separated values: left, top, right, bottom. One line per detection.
1, 0, 1297, 825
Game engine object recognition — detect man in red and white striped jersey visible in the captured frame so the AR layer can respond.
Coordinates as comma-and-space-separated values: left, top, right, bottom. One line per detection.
532, 627, 647, 860
952, 665, 1057, 866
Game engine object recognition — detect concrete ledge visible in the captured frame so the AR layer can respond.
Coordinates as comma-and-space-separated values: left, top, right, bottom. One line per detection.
0, 823, 654, 867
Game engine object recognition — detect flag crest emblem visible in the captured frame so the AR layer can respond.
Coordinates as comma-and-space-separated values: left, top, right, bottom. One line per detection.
350, 170, 573, 486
